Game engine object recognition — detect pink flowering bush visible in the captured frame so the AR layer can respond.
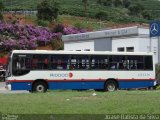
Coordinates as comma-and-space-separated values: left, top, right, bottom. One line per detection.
0, 22, 86, 51
0, 22, 61, 51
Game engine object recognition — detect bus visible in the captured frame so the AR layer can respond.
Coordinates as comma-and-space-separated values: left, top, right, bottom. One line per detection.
5, 50, 156, 92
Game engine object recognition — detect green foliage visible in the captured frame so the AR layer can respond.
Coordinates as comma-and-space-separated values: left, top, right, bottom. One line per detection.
128, 3, 144, 16
0, 1, 4, 20
122, 0, 131, 8
97, 0, 102, 5
156, 64, 160, 80
37, 0, 60, 22
141, 10, 152, 20
51, 39, 63, 50
102, 0, 112, 7
156, 85, 160, 90
82, 0, 88, 16
37, 20, 49, 27
113, 0, 123, 7
74, 22, 85, 29
52, 24, 64, 33
95, 11, 108, 20
3, 0, 160, 23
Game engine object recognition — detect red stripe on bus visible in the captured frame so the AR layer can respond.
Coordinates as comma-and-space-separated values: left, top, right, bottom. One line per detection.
117, 78, 155, 81
7, 78, 155, 83
6, 80, 33, 83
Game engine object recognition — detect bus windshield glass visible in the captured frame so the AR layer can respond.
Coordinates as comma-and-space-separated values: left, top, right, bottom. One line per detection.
12, 54, 31, 76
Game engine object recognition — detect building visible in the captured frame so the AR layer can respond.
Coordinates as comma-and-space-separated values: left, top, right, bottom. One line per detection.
62, 26, 160, 64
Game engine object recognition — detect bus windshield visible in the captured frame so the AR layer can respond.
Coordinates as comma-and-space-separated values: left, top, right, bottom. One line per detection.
5, 53, 12, 78
12, 54, 31, 76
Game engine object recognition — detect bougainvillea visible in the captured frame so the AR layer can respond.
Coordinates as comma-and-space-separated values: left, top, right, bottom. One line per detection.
0, 22, 86, 51
0, 22, 61, 51
63, 26, 86, 35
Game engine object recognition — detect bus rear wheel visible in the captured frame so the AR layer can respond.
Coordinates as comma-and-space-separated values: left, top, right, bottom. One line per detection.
104, 80, 118, 92
32, 81, 47, 93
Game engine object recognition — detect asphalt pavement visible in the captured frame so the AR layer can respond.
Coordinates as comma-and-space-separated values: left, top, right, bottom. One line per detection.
0, 82, 29, 94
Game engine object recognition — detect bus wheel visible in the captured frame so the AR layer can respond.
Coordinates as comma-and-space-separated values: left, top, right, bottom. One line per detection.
33, 82, 47, 93
104, 80, 117, 92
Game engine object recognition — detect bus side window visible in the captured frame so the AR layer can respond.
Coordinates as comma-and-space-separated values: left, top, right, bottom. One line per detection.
51, 55, 70, 70
32, 59, 38, 69
32, 55, 49, 70
57, 59, 63, 70
119, 63, 124, 69
144, 56, 153, 70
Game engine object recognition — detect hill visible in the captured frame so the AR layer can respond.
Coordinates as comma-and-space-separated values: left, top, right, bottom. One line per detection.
2, 0, 160, 23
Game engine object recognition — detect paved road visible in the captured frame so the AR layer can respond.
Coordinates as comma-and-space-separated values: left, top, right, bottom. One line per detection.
0, 82, 29, 94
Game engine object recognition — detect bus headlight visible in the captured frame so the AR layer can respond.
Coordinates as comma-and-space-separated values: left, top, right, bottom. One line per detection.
154, 81, 157, 86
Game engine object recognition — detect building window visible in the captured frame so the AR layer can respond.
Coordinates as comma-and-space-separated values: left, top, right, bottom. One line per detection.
84, 49, 90, 51
126, 47, 134, 52
117, 47, 125, 52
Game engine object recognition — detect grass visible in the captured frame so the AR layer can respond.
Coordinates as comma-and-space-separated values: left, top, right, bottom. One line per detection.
58, 15, 112, 30
0, 90, 160, 114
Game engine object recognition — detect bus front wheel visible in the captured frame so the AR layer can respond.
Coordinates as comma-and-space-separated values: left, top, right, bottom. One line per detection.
32, 81, 47, 93
104, 80, 118, 92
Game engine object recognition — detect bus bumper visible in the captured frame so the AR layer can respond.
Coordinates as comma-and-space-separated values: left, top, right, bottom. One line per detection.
154, 80, 157, 86
5, 83, 11, 91
5, 81, 32, 91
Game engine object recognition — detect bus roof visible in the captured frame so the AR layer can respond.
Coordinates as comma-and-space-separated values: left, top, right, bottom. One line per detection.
11, 50, 153, 56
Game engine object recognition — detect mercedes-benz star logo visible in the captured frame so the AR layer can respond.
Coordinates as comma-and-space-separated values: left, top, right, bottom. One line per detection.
150, 23, 159, 35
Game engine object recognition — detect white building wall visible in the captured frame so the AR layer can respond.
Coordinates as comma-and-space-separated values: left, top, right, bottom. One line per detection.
112, 37, 140, 52
139, 28, 149, 35
138, 37, 158, 63
62, 26, 159, 64
112, 36, 159, 64
138, 38, 150, 52
64, 41, 94, 51
151, 38, 158, 64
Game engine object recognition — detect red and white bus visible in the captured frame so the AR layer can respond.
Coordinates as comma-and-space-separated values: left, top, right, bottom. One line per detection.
5, 50, 156, 92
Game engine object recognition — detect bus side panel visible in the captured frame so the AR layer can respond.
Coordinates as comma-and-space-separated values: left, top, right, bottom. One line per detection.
11, 82, 32, 90
48, 82, 82, 90
118, 80, 155, 89
81, 81, 104, 89
48, 81, 104, 90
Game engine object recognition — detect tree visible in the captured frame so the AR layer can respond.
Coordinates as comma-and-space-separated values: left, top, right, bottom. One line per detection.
37, 0, 60, 22
122, 0, 131, 8
142, 10, 152, 20
0, 1, 4, 20
113, 0, 122, 7
128, 3, 144, 16
82, 0, 88, 13
102, 0, 112, 7
97, 0, 102, 4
